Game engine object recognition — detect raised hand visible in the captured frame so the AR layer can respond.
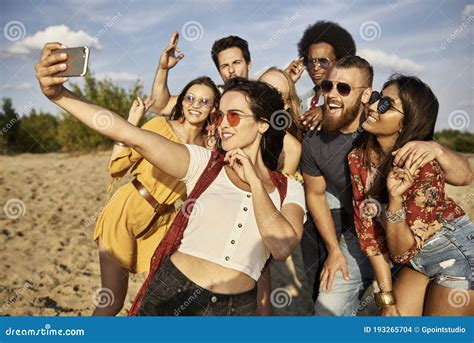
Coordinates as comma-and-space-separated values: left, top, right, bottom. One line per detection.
224, 148, 260, 187
128, 96, 156, 125
159, 32, 184, 70
387, 150, 424, 198
284, 57, 305, 83
35, 42, 69, 100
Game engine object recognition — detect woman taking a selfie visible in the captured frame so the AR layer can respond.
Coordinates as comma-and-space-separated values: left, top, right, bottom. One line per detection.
349, 74, 474, 316
35, 42, 306, 316
89, 38, 219, 315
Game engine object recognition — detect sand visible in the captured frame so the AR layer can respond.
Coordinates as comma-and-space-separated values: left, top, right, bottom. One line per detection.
1, 152, 472, 316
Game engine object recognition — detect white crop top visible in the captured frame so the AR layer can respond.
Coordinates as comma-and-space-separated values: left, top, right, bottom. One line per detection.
178, 144, 307, 281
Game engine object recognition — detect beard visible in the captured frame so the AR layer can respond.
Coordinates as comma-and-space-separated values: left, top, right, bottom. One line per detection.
322, 93, 363, 133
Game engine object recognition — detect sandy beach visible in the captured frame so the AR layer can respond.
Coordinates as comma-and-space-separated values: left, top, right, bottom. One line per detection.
1, 152, 473, 316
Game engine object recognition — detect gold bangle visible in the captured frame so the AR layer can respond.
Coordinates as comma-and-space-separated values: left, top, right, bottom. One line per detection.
374, 291, 395, 308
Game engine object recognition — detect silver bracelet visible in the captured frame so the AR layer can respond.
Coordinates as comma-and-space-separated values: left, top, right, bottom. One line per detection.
114, 141, 128, 147
385, 208, 407, 223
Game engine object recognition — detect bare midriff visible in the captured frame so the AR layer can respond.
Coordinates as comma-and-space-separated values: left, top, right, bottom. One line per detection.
170, 251, 256, 294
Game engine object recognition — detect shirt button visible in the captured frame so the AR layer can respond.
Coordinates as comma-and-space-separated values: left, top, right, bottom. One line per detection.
211, 296, 217, 303
243, 207, 248, 211
246, 194, 251, 198
238, 223, 242, 228
225, 256, 230, 261
231, 240, 235, 244
177, 288, 182, 293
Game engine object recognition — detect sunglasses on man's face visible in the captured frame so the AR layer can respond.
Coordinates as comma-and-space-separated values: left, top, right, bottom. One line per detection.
369, 91, 404, 115
321, 80, 368, 97
306, 58, 331, 70
211, 110, 255, 127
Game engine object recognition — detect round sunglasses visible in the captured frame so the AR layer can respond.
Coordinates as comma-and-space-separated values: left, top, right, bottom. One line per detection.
306, 58, 331, 70
369, 91, 404, 115
321, 80, 368, 97
183, 93, 214, 109
211, 110, 255, 127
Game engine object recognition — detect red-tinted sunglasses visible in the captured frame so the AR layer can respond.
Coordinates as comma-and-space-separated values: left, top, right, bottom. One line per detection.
211, 110, 255, 127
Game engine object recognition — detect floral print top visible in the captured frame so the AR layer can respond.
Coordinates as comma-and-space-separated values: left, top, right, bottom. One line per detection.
348, 147, 465, 264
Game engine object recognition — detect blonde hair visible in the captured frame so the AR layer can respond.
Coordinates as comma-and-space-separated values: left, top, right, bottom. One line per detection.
258, 67, 303, 140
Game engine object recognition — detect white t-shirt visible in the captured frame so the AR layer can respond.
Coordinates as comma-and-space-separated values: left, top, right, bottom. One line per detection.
178, 144, 306, 280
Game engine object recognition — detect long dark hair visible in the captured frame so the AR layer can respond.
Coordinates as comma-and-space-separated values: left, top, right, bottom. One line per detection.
363, 74, 439, 202
218, 77, 285, 171
170, 76, 220, 134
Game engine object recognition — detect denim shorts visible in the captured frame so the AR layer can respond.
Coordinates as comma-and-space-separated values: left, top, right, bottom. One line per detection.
138, 255, 257, 316
407, 215, 474, 290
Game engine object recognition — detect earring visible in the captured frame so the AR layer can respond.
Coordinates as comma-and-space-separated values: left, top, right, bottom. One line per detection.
178, 115, 185, 124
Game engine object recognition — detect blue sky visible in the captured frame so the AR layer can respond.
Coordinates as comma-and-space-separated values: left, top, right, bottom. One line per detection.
1, 0, 473, 132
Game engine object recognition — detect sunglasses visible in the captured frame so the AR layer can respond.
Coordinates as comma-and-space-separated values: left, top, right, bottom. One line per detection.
211, 110, 256, 127
369, 91, 404, 115
306, 58, 331, 70
183, 93, 214, 109
321, 80, 368, 97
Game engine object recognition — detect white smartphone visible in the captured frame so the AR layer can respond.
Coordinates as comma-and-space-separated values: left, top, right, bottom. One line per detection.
51, 47, 90, 77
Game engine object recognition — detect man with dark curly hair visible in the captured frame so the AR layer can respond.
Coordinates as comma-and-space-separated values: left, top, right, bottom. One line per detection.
286, 21, 356, 128
287, 22, 362, 316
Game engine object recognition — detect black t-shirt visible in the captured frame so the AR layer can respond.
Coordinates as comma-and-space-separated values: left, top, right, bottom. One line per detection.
301, 130, 365, 218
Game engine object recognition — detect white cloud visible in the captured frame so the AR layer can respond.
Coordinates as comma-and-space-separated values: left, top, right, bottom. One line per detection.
96, 72, 142, 82
1, 82, 34, 90
463, 4, 474, 17
2, 25, 101, 58
359, 48, 425, 74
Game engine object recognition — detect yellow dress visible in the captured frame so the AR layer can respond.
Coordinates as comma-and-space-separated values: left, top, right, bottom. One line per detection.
93, 117, 186, 273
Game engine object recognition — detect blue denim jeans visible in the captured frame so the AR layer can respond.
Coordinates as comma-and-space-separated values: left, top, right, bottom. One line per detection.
407, 215, 474, 290
314, 229, 374, 316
